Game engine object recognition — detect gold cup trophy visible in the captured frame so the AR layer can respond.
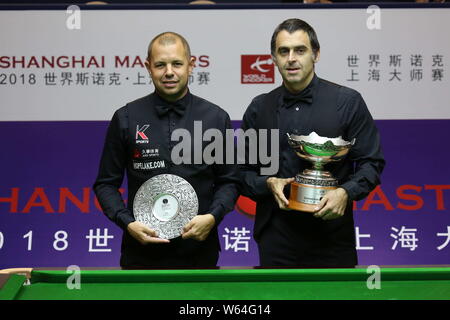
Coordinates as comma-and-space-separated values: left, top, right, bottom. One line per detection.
287, 132, 355, 212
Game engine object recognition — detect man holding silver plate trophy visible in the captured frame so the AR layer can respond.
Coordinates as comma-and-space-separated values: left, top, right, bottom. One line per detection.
94, 32, 239, 268
240, 19, 385, 268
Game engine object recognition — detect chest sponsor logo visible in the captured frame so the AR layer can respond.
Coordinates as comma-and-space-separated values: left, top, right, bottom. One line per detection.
136, 124, 150, 143
133, 160, 166, 170
133, 148, 160, 159
241, 55, 274, 84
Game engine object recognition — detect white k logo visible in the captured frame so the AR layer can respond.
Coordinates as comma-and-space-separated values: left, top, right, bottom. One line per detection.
136, 125, 149, 140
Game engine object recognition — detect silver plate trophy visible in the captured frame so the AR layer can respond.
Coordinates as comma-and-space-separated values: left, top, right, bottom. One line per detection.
133, 174, 199, 239
287, 132, 355, 212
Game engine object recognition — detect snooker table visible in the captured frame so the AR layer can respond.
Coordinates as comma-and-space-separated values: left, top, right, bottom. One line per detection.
1, 267, 450, 300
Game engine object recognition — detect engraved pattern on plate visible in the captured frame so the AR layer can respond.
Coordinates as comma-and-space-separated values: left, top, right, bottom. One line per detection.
133, 174, 198, 239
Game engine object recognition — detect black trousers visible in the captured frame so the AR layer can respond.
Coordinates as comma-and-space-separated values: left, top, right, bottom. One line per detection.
120, 232, 219, 268
257, 210, 358, 268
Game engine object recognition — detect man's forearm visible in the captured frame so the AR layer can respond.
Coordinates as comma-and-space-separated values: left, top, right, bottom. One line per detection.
94, 183, 134, 230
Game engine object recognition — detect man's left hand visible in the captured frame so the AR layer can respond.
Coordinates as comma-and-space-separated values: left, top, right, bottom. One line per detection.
182, 214, 216, 241
313, 188, 348, 220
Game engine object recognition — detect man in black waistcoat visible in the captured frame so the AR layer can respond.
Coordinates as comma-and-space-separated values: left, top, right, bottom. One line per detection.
239, 19, 385, 268
93, 32, 239, 268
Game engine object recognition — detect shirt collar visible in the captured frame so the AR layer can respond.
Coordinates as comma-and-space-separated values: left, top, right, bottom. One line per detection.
281, 73, 318, 108
153, 90, 192, 117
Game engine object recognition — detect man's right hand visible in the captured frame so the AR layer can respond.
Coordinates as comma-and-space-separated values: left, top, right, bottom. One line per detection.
266, 177, 295, 210
127, 221, 170, 245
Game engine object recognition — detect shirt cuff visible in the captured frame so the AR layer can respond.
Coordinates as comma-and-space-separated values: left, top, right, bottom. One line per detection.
208, 206, 226, 225
255, 175, 271, 197
339, 181, 358, 202
117, 209, 135, 230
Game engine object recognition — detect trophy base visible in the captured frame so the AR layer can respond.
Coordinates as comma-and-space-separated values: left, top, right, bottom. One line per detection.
287, 196, 318, 213
288, 175, 337, 213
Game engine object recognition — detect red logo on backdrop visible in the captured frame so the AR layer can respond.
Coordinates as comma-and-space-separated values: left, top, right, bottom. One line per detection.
235, 195, 256, 218
241, 55, 274, 84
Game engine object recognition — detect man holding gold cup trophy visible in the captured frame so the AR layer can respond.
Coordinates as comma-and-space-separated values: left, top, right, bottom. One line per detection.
240, 19, 385, 268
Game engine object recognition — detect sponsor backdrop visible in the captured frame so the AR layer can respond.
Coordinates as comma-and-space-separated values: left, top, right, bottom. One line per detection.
0, 6, 449, 268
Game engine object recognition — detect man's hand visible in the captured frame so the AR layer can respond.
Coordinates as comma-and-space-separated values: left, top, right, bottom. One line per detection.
313, 188, 348, 220
182, 214, 216, 241
266, 177, 295, 210
127, 221, 170, 245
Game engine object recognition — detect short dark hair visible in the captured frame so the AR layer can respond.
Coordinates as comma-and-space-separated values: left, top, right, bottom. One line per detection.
147, 32, 191, 61
270, 19, 320, 57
